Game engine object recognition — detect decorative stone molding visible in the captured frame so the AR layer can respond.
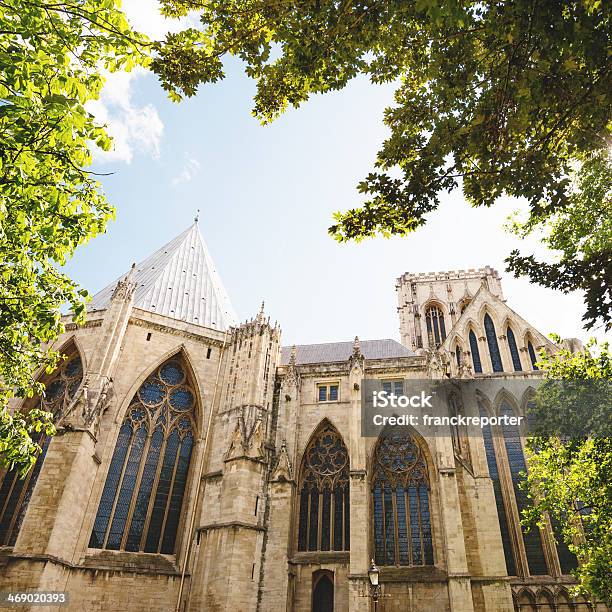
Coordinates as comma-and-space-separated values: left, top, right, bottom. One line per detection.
111, 263, 137, 302
128, 317, 225, 347
225, 404, 266, 461
348, 336, 365, 373
271, 440, 294, 483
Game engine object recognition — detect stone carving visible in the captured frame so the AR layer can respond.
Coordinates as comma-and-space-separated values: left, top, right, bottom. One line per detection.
59, 376, 115, 435
225, 404, 266, 461
283, 345, 300, 390
271, 440, 293, 483
348, 336, 365, 373
425, 347, 449, 379
111, 263, 137, 302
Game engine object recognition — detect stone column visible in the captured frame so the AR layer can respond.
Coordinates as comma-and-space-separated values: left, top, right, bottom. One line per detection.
259, 445, 294, 612
347, 339, 369, 612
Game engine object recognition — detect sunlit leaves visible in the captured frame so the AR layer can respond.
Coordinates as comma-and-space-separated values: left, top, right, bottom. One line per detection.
0, 0, 148, 471
153, 0, 610, 330
524, 340, 612, 604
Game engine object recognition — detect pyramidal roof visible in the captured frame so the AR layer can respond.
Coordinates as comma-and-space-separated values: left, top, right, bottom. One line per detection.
89, 222, 238, 330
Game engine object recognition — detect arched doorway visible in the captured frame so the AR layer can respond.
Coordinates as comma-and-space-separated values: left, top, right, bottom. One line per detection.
312, 571, 334, 612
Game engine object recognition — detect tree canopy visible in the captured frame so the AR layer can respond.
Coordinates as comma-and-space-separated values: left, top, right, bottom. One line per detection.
0, 0, 148, 472
154, 0, 611, 329
524, 340, 612, 605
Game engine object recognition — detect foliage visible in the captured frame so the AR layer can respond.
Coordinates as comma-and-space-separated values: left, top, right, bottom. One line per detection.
506, 152, 611, 331
153, 0, 611, 329
0, 0, 149, 472
524, 340, 612, 604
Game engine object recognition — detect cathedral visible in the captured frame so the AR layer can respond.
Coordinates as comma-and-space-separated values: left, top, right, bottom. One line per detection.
0, 222, 603, 611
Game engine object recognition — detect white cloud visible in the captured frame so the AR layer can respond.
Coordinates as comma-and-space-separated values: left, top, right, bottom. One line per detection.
122, 0, 200, 40
172, 155, 201, 185
88, 69, 164, 164
86, 0, 201, 164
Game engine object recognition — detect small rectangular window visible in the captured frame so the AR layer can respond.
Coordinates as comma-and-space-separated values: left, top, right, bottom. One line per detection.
206, 347, 212, 359
318, 385, 327, 402
317, 383, 339, 402
146, 332, 152, 341
382, 379, 403, 395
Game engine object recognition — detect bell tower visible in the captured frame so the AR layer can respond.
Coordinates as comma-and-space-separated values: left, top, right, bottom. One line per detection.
396, 266, 503, 351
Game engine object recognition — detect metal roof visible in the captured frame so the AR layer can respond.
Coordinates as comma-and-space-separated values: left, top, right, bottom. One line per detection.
88, 223, 237, 330
280, 339, 414, 365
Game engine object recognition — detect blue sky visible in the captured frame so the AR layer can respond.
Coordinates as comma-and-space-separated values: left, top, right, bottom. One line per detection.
64, 3, 606, 347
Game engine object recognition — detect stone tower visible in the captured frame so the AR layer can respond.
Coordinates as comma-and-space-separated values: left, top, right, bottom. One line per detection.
396, 267, 503, 351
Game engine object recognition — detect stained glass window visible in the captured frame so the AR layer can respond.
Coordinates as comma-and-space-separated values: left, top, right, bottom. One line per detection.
0, 349, 83, 546
297, 423, 350, 552
500, 404, 548, 575
484, 314, 504, 372
425, 306, 446, 347
469, 330, 482, 373
527, 342, 539, 370
372, 429, 433, 566
89, 357, 196, 555
507, 328, 522, 371
479, 403, 516, 576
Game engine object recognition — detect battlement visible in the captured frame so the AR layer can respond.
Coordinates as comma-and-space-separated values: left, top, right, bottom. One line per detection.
397, 266, 500, 286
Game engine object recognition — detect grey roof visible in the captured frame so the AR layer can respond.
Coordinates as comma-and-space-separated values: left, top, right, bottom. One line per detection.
280, 339, 414, 365
88, 223, 237, 330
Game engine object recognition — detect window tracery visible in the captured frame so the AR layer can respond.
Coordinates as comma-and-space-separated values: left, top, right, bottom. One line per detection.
507, 327, 523, 371
425, 306, 446, 347
0, 350, 83, 546
89, 356, 196, 555
372, 429, 433, 566
484, 314, 504, 372
527, 341, 539, 370
469, 330, 482, 373
297, 423, 350, 552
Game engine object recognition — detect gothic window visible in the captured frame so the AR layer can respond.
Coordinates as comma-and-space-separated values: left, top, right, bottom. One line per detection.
527, 342, 539, 370
89, 356, 196, 555
507, 327, 523, 371
478, 403, 516, 576
297, 423, 349, 552
372, 429, 433, 566
312, 571, 334, 612
484, 314, 504, 372
0, 349, 83, 546
455, 345, 462, 368
469, 330, 482, 373
500, 404, 548, 575
425, 306, 446, 347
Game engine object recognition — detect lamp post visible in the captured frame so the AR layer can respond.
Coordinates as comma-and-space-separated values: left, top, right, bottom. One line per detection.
367, 559, 381, 611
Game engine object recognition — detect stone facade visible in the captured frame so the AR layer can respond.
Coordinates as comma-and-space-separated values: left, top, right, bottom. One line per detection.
0, 224, 604, 612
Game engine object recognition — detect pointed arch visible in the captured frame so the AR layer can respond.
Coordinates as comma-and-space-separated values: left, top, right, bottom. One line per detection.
536, 588, 554, 612
113, 345, 204, 428
517, 588, 537, 611
297, 420, 350, 552
477, 398, 516, 576
499, 401, 548, 576
555, 588, 575, 611
424, 302, 447, 347
468, 328, 483, 374
371, 427, 433, 567
506, 324, 523, 372
0, 339, 84, 546
89, 353, 197, 554
484, 312, 504, 372
448, 333, 465, 369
